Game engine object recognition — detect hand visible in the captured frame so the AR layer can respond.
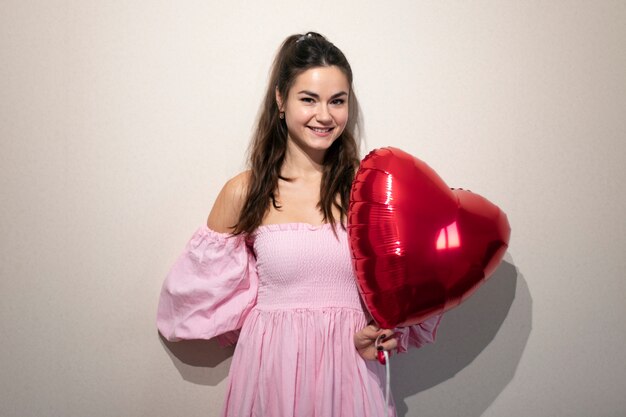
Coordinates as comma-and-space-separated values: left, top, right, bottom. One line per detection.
354, 322, 398, 361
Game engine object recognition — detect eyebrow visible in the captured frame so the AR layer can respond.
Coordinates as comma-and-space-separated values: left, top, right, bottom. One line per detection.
296, 90, 348, 99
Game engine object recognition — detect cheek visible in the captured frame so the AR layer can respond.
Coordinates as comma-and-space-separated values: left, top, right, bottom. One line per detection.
288, 108, 314, 124
336, 109, 350, 127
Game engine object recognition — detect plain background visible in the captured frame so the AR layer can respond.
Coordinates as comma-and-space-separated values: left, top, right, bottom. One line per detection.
1, 1, 625, 416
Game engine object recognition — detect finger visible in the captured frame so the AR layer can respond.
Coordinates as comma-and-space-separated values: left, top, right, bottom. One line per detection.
379, 338, 398, 352
377, 331, 398, 351
378, 330, 395, 342
360, 325, 384, 339
354, 327, 383, 350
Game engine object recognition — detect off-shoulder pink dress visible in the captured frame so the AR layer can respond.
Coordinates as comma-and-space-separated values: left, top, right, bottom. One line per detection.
157, 223, 441, 417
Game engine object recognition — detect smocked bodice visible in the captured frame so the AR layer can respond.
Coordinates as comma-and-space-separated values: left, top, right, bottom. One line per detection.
252, 223, 363, 311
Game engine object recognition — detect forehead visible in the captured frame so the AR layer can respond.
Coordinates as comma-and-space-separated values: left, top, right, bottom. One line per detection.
289, 66, 349, 96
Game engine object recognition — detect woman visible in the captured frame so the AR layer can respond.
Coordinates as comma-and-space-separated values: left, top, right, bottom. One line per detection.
157, 32, 441, 417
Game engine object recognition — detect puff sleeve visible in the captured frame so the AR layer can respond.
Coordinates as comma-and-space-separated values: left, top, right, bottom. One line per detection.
157, 226, 258, 345
395, 314, 443, 353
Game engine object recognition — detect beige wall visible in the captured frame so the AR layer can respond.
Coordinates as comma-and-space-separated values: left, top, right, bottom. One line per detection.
1, 1, 625, 416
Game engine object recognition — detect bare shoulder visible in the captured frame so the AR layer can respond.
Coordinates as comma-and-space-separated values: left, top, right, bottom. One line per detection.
221, 171, 251, 203
206, 171, 251, 233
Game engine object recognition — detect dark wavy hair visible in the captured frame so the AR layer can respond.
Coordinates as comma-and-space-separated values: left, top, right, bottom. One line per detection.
233, 32, 361, 235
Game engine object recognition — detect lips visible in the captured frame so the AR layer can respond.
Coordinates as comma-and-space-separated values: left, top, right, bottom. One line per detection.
308, 126, 334, 135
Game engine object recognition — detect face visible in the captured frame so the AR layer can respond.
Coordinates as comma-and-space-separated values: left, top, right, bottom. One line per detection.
277, 66, 350, 155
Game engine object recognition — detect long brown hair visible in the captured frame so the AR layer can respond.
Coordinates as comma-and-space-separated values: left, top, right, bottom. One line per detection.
233, 32, 361, 235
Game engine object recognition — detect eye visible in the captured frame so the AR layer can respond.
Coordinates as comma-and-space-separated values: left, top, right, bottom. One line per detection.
330, 98, 346, 105
300, 97, 315, 103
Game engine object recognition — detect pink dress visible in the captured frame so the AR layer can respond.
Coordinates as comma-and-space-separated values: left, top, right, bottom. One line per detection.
157, 223, 441, 417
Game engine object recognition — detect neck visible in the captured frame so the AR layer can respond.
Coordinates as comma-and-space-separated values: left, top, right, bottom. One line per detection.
282, 140, 325, 180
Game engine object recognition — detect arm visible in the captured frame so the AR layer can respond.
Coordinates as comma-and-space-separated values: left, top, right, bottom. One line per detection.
156, 172, 257, 343
207, 171, 250, 233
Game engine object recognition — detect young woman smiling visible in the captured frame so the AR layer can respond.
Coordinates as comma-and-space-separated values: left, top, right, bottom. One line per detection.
157, 32, 441, 417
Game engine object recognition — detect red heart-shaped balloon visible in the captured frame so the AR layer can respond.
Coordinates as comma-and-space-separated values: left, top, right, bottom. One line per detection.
348, 147, 511, 328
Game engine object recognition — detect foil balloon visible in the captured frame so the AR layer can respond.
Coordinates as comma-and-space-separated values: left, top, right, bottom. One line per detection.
348, 147, 511, 328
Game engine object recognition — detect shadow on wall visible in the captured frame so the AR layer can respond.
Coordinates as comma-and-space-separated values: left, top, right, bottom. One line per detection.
392, 258, 532, 417
159, 335, 233, 386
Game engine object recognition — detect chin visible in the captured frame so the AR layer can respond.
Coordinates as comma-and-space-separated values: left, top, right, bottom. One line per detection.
308, 140, 337, 152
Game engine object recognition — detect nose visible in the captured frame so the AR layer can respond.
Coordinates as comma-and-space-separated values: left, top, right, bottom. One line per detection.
316, 104, 332, 124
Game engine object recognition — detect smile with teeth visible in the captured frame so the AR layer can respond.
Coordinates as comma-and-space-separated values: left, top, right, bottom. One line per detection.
308, 126, 334, 133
